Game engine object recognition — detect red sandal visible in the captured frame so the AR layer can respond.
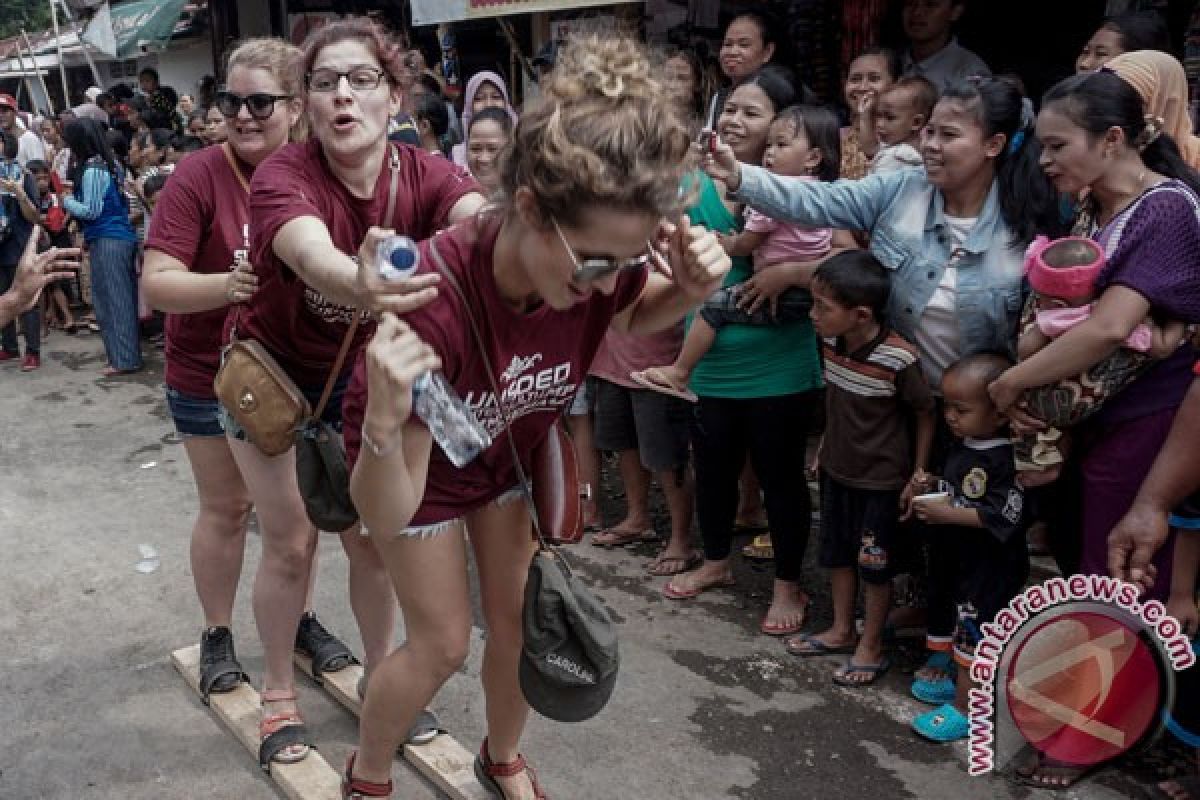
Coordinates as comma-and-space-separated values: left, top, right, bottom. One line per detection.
473, 738, 548, 800
342, 751, 392, 799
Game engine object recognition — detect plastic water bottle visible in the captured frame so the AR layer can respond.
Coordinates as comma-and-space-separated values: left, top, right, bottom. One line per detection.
376, 235, 493, 467
377, 234, 421, 281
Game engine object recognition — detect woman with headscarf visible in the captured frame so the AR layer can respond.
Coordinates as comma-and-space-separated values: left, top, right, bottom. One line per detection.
450, 71, 517, 166
1108, 49, 1200, 170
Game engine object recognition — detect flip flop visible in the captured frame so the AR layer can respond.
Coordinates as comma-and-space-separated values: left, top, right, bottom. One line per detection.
646, 549, 702, 576
591, 527, 656, 548
784, 632, 857, 657
629, 367, 698, 403
832, 658, 891, 687
662, 574, 735, 600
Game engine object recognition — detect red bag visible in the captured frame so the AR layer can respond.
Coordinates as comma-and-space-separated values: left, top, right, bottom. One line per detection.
531, 420, 587, 545
45, 202, 67, 234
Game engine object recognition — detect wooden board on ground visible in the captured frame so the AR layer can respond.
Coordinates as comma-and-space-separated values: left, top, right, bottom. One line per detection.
295, 654, 491, 800
172, 644, 343, 800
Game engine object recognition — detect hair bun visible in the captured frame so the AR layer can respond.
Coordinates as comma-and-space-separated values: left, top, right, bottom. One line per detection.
542, 35, 658, 104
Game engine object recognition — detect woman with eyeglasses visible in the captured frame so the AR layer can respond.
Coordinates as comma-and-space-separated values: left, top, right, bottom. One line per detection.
142, 37, 355, 743
336, 35, 728, 800
230, 18, 485, 770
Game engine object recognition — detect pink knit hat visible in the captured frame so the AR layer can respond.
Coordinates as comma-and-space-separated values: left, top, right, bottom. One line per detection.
1024, 235, 1106, 300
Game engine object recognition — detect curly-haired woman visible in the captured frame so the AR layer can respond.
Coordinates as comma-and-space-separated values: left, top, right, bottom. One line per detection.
339, 35, 731, 800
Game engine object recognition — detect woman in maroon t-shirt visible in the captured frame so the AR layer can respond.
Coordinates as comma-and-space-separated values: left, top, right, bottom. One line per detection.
142, 39, 361, 718
339, 36, 730, 799
232, 18, 484, 768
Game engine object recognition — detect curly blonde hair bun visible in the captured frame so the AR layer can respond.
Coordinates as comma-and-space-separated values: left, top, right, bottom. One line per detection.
500, 35, 693, 227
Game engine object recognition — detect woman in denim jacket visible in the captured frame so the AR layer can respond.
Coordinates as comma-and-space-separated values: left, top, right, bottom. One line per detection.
705, 76, 1062, 709
711, 76, 1061, 388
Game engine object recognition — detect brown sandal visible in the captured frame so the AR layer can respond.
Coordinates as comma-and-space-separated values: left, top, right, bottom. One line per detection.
342, 751, 392, 799
474, 738, 548, 800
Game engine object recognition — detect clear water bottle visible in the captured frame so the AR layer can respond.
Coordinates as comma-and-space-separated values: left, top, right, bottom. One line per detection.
377, 234, 421, 281
376, 235, 493, 468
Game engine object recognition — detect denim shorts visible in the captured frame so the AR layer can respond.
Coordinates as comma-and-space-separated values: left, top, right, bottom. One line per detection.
219, 379, 348, 441
165, 386, 225, 438
370, 485, 526, 540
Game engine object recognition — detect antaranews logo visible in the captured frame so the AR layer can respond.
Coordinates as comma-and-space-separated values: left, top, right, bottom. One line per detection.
967, 574, 1196, 777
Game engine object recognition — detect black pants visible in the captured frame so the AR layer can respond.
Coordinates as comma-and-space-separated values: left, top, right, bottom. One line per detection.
690, 391, 819, 582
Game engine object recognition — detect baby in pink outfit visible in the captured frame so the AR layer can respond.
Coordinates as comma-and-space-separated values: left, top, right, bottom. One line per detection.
1015, 236, 1186, 475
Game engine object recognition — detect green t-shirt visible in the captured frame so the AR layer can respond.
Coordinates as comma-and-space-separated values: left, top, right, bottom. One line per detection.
685, 172, 823, 399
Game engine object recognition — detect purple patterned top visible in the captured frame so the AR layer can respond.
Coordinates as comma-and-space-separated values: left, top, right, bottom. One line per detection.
1094, 180, 1200, 424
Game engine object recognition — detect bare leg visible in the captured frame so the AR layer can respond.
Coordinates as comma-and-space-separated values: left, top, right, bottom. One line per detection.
354, 524, 472, 784
615, 448, 651, 530
649, 464, 696, 572
227, 439, 314, 709
182, 437, 252, 628
785, 568, 856, 652
468, 499, 541, 799
839, 582, 892, 684
339, 526, 396, 674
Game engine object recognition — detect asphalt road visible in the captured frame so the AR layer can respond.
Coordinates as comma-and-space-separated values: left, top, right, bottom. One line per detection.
1, 333, 1183, 799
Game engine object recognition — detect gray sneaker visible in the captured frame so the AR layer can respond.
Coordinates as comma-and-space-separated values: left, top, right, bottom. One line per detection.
356, 673, 441, 745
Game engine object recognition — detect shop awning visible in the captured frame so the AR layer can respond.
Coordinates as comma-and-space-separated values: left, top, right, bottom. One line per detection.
106, 0, 190, 58
411, 0, 639, 26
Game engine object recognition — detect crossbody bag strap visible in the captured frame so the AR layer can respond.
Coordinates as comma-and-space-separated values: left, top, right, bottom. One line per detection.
425, 230, 555, 554
222, 143, 251, 342
311, 145, 402, 419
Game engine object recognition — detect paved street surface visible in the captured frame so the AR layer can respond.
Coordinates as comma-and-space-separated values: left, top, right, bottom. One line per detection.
1, 334, 1181, 799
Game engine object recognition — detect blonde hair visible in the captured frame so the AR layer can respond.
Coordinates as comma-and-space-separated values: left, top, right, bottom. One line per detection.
226, 37, 303, 96
224, 37, 306, 141
500, 35, 693, 227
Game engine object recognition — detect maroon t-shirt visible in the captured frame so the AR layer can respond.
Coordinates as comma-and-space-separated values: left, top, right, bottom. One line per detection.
243, 140, 478, 388
146, 145, 254, 399
343, 217, 648, 525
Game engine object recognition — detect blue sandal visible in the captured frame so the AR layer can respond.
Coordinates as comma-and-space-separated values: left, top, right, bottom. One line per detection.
911, 651, 957, 705
912, 703, 969, 742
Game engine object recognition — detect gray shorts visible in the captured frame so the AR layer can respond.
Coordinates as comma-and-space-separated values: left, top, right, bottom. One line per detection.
592, 377, 690, 473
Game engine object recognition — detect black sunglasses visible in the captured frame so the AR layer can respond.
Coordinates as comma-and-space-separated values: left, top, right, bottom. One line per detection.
215, 90, 292, 121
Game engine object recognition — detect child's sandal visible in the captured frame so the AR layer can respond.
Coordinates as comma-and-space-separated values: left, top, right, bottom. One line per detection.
258, 689, 312, 771
342, 751, 392, 799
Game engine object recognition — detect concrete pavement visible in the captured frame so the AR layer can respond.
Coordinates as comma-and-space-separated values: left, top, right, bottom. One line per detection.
0, 333, 1173, 799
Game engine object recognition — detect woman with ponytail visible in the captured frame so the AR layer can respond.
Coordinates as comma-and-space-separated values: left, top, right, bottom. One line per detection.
339, 35, 730, 799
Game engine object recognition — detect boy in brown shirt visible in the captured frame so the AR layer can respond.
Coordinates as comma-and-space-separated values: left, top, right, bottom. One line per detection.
785, 251, 935, 688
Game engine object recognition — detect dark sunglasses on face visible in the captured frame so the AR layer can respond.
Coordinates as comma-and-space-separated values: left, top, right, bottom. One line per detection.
552, 218, 653, 283
215, 90, 292, 121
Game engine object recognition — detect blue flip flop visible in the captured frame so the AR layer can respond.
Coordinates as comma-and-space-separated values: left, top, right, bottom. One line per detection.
785, 632, 857, 657
832, 658, 891, 687
912, 703, 969, 742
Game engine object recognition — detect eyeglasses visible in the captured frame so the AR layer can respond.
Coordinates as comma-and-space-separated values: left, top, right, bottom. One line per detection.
552, 219, 652, 283
306, 67, 389, 93
215, 91, 292, 121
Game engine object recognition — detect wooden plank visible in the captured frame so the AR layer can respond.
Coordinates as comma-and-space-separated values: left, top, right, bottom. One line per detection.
295, 654, 491, 800
172, 644, 343, 800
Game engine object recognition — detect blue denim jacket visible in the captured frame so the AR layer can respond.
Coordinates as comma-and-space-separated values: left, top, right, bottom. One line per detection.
733, 165, 1025, 377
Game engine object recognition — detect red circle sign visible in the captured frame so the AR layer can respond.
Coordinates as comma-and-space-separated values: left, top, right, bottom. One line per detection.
1005, 611, 1162, 767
